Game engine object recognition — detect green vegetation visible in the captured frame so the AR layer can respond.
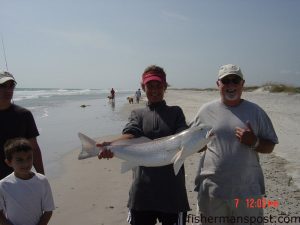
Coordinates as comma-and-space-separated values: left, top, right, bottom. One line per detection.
244, 83, 300, 93
262, 83, 300, 93
170, 83, 300, 94
243, 86, 260, 92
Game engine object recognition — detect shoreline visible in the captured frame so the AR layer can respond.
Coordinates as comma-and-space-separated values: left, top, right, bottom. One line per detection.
48, 90, 300, 224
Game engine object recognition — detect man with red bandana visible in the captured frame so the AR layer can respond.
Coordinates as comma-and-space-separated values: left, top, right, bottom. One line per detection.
98, 65, 190, 225
190, 64, 278, 225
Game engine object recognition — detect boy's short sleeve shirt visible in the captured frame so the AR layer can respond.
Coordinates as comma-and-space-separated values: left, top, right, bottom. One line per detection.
0, 172, 55, 225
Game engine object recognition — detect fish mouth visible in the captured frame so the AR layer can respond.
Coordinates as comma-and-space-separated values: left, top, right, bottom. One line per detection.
205, 128, 215, 138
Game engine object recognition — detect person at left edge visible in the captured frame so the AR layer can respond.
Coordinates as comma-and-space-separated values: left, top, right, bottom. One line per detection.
0, 71, 45, 179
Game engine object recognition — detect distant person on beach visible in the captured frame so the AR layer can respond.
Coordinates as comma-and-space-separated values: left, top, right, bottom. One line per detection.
0, 71, 45, 180
189, 64, 278, 225
135, 88, 141, 103
0, 138, 55, 225
98, 65, 190, 225
110, 88, 115, 102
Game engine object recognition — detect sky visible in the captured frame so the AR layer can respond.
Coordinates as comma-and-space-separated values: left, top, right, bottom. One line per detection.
0, 0, 300, 89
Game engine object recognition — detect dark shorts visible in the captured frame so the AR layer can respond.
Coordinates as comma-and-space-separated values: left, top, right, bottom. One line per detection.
127, 209, 187, 225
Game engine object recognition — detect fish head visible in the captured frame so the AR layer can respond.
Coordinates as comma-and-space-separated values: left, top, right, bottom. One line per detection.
180, 125, 213, 156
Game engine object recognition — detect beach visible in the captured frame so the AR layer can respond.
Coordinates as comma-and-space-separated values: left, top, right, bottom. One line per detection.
47, 89, 300, 224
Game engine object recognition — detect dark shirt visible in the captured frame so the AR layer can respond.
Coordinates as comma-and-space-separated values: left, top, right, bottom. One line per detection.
0, 104, 39, 179
111, 89, 115, 98
123, 100, 190, 213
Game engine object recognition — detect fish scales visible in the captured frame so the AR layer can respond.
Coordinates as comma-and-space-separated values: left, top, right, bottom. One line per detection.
78, 125, 213, 175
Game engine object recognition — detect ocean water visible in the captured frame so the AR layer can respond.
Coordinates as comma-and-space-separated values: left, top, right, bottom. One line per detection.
13, 88, 134, 179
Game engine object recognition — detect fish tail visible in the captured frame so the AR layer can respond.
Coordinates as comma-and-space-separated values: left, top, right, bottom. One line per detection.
78, 132, 98, 159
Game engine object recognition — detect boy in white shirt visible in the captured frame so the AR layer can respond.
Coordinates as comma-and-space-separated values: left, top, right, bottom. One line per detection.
0, 138, 55, 225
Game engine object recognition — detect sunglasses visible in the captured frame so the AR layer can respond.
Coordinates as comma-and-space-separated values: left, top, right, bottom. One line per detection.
219, 77, 242, 85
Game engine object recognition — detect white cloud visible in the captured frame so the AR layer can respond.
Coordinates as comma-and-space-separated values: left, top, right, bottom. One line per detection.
280, 70, 292, 74
161, 10, 189, 22
280, 70, 300, 76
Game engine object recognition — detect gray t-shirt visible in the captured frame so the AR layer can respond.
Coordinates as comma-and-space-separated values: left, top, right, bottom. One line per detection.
190, 99, 278, 199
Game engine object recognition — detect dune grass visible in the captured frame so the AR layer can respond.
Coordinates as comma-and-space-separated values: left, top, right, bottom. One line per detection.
243, 83, 300, 93
262, 83, 300, 93
170, 83, 300, 94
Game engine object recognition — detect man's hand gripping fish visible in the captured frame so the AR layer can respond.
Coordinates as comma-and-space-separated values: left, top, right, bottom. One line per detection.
78, 125, 213, 175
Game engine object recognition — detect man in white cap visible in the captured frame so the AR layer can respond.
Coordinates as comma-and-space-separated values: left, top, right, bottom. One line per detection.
0, 71, 45, 179
189, 64, 278, 225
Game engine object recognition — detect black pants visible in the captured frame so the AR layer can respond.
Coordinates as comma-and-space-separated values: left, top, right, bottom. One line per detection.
128, 209, 187, 225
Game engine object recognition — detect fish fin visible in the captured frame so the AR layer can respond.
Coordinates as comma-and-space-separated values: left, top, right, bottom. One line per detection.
78, 132, 97, 146
78, 132, 98, 160
172, 147, 185, 175
121, 161, 137, 173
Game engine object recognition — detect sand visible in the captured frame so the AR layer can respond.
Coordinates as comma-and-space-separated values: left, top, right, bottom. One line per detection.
48, 89, 300, 225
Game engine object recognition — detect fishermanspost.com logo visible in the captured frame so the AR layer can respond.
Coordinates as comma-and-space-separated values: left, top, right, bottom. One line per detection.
186, 213, 300, 224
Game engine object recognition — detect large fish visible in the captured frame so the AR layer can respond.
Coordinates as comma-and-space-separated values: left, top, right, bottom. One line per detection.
78, 125, 212, 175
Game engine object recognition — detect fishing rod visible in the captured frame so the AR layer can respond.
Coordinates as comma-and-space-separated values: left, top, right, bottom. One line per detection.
1, 33, 9, 71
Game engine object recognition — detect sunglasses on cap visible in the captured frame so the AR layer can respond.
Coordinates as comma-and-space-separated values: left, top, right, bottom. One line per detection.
219, 76, 242, 85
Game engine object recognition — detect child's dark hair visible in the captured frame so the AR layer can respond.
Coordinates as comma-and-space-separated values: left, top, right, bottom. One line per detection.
4, 138, 33, 161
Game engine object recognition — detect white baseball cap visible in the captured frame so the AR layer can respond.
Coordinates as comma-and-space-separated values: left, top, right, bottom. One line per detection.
0, 71, 16, 84
218, 64, 243, 80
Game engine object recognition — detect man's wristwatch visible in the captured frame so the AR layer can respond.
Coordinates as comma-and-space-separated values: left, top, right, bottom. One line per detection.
251, 137, 260, 150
